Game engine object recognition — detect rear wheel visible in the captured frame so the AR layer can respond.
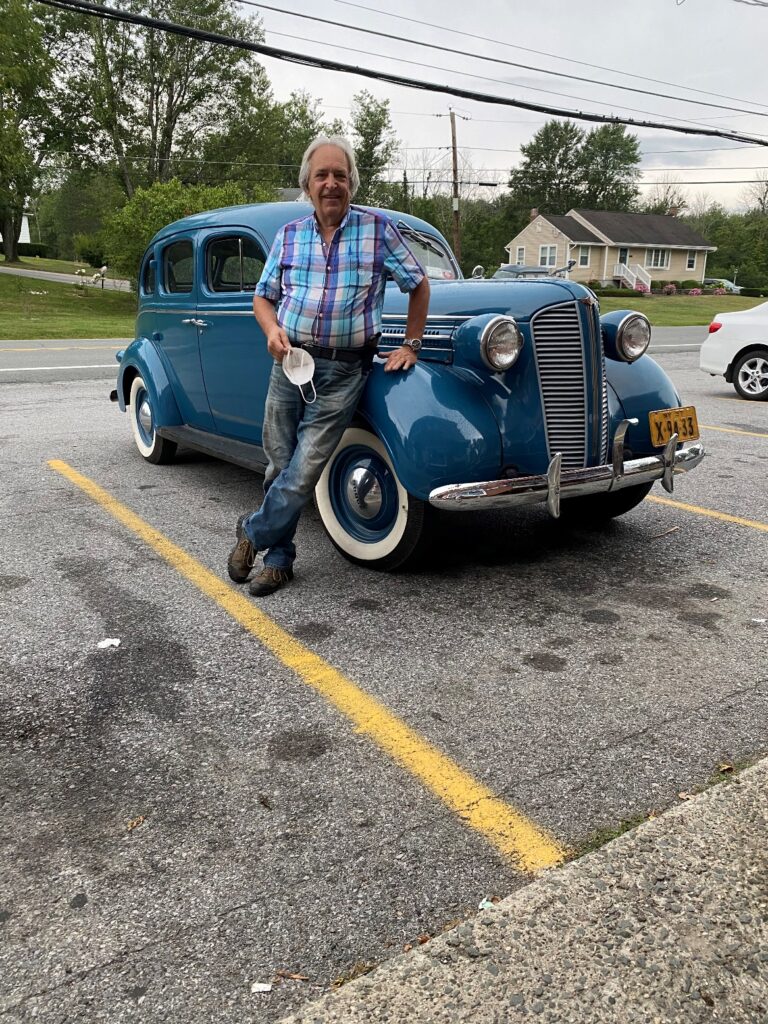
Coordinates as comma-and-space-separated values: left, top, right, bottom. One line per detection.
558, 482, 653, 525
128, 375, 178, 464
314, 426, 425, 570
732, 349, 768, 401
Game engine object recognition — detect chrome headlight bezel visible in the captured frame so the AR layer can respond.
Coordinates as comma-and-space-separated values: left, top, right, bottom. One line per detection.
480, 315, 524, 372
616, 313, 651, 362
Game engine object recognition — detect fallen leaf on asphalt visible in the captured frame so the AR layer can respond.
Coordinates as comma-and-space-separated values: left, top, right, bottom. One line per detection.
647, 810, 658, 820
718, 762, 734, 773
403, 943, 413, 952
417, 934, 430, 945
677, 791, 692, 800
275, 970, 309, 982
126, 815, 145, 831
650, 526, 679, 540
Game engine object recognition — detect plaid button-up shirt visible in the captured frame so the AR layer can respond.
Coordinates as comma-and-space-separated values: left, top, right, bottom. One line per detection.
255, 206, 425, 349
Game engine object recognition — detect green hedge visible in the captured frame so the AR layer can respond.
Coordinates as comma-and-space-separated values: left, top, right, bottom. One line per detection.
592, 288, 646, 297
18, 243, 49, 257
739, 287, 768, 297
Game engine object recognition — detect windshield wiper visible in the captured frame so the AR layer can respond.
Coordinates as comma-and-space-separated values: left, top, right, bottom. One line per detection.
396, 220, 445, 257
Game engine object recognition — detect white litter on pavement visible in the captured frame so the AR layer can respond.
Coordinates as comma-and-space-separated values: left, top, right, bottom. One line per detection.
251, 982, 273, 994
97, 638, 121, 649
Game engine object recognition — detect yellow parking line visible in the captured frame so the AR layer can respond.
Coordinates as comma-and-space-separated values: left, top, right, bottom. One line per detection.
48, 459, 565, 874
648, 495, 768, 532
701, 424, 768, 439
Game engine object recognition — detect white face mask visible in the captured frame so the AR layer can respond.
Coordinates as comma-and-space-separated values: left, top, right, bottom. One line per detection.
282, 346, 317, 403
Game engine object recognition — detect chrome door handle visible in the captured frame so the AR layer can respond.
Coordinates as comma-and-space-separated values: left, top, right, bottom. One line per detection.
182, 318, 208, 328
181, 318, 195, 324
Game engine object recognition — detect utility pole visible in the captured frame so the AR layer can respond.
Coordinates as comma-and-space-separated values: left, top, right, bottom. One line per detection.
449, 108, 461, 264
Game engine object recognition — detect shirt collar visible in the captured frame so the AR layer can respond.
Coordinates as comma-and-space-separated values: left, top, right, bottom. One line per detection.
312, 204, 353, 238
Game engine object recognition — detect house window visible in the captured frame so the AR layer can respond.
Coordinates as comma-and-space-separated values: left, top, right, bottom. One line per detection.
516, 246, 525, 264
686, 250, 696, 271
578, 245, 590, 267
645, 248, 669, 270
539, 245, 557, 267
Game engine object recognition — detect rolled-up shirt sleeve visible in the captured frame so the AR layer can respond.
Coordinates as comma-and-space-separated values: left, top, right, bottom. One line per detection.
382, 220, 425, 294
255, 228, 285, 303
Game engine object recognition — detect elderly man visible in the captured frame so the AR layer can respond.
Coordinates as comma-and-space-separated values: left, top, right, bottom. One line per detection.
227, 135, 430, 596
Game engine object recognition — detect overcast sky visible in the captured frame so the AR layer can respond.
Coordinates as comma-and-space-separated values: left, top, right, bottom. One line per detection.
246, 0, 767, 211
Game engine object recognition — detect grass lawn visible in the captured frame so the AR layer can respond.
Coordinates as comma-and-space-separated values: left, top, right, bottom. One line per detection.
598, 294, 765, 326
1, 256, 124, 279
0, 272, 136, 340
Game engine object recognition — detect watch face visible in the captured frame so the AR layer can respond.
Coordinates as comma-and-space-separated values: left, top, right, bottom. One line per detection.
406, 338, 422, 351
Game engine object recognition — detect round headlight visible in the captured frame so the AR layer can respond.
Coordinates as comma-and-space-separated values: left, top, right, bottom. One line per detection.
481, 316, 524, 371
617, 314, 651, 362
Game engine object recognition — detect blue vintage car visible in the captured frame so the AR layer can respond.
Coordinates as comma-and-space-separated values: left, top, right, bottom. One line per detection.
113, 202, 704, 570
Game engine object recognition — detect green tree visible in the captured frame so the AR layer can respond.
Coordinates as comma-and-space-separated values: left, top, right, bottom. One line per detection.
74, 0, 268, 197
508, 120, 641, 217
350, 91, 398, 205
37, 166, 128, 260
102, 178, 263, 280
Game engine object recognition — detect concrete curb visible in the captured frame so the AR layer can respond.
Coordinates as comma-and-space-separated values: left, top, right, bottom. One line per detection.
280, 759, 767, 1023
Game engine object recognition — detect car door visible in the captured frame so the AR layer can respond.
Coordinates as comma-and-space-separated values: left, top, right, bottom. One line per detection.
197, 229, 272, 443
156, 233, 215, 431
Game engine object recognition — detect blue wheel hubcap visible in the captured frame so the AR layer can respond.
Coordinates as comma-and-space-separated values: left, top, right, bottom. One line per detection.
329, 445, 400, 543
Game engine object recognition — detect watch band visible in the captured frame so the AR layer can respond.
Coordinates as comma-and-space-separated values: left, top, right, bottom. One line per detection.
403, 338, 422, 352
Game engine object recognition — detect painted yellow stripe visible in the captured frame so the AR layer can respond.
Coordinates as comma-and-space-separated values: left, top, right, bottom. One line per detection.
48, 459, 564, 873
648, 494, 768, 532
701, 424, 768, 439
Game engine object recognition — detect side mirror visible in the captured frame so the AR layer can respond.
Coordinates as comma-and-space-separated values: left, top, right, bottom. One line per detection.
471, 265, 485, 279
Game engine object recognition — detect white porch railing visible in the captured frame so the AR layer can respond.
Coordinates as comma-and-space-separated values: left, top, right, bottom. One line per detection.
612, 263, 652, 290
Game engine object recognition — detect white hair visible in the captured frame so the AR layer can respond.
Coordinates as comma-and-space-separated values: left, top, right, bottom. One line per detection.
298, 135, 360, 198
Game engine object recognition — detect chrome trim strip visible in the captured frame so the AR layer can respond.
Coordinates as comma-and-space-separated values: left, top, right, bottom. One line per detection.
196, 309, 255, 316
429, 441, 704, 514
381, 314, 472, 322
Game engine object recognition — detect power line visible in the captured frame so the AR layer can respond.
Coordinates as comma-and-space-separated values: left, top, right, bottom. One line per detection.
31, 0, 768, 149
242, 0, 768, 118
332, 0, 768, 114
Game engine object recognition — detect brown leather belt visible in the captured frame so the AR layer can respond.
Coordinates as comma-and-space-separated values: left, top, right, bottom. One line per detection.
298, 339, 379, 364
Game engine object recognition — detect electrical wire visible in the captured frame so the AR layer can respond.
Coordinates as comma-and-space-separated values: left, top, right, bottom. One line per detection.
34, 0, 768, 148
238, 0, 768, 118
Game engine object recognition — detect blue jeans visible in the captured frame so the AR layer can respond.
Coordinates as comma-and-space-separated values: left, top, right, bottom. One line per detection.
242, 358, 367, 569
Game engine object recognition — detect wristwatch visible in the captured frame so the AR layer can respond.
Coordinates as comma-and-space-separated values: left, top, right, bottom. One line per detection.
402, 338, 422, 353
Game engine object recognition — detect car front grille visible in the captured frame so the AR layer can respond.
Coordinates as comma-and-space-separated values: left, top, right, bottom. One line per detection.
531, 301, 605, 469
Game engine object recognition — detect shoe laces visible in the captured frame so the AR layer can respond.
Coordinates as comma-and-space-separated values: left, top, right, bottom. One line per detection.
239, 537, 256, 567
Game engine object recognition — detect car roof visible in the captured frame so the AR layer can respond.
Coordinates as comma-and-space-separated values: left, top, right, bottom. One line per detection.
147, 202, 450, 250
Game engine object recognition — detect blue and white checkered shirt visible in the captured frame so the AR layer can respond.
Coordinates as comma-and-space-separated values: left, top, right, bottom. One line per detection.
255, 206, 425, 349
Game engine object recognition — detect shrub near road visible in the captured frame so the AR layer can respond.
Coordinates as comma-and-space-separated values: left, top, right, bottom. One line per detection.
0, 273, 135, 340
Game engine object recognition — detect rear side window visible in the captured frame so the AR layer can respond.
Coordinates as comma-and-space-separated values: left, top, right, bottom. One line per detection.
207, 235, 265, 292
141, 253, 156, 295
164, 240, 194, 293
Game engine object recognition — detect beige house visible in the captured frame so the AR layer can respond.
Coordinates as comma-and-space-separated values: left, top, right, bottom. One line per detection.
505, 209, 716, 289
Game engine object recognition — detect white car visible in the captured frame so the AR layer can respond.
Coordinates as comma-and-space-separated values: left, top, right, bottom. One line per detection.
703, 277, 742, 294
700, 301, 768, 400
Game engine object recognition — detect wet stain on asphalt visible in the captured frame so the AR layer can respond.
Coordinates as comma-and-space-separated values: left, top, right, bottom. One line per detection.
582, 609, 621, 624
688, 583, 731, 600
594, 652, 625, 666
0, 910, 11, 924
523, 653, 568, 672
69, 893, 88, 909
292, 621, 336, 643
677, 610, 723, 629
348, 598, 381, 611
269, 728, 333, 762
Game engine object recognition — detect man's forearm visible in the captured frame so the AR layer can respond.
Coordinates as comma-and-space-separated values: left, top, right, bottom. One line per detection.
253, 295, 279, 336
404, 277, 430, 339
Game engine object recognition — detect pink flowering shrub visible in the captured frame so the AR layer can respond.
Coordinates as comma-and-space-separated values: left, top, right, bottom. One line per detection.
688, 288, 703, 296
712, 287, 727, 295
662, 283, 677, 295
634, 281, 649, 294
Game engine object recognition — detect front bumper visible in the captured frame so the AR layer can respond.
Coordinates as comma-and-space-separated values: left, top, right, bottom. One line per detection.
429, 420, 705, 516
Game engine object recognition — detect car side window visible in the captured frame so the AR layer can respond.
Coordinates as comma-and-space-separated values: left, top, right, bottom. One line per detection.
141, 252, 156, 295
164, 240, 194, 294
207, 235, 265, 292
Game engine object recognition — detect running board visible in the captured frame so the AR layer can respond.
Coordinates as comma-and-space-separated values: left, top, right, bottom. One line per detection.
158, 425, 268, 474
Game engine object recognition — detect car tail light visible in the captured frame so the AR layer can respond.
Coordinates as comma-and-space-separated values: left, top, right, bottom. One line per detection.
708, 322, 722, 333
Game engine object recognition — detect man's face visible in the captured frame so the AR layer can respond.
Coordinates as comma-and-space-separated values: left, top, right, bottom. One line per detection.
307, 145, 352, 224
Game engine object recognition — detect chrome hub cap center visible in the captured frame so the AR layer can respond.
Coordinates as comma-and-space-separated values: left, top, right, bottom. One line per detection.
138, 399, 153, 435
347, 467, 382, 519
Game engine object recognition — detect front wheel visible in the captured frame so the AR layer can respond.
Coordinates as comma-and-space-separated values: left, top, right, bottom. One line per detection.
558, 481, 653, 525
314, 426, 425, 570
128, 375, 177, 464
732, 349, 768, 401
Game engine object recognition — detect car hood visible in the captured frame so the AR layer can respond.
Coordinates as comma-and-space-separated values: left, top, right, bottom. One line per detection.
384, 277, 590, 321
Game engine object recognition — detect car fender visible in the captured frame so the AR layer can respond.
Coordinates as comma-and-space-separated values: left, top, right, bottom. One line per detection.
117, 337, 183, 428
605, 354, 682, 454
357, 361, 503, 500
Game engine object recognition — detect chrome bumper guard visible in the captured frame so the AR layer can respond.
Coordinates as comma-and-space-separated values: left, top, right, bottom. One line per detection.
428, 420, 705, 517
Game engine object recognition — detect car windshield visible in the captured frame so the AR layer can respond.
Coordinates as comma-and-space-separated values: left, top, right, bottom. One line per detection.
396, 222, 459, 280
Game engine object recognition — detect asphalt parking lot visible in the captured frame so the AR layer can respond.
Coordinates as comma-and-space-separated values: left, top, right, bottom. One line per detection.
1, 338, 766, 1022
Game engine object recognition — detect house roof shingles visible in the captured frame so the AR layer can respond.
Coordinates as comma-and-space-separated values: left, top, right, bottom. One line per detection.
541, 215, 603, 244
569, 209, 713, 248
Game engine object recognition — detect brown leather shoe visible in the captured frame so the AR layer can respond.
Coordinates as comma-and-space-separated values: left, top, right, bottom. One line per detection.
248, 565, 293, 597
227, 514, 256, 583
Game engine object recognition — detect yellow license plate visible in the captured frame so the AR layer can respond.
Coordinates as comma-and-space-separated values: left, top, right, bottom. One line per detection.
648, 405, 700, 447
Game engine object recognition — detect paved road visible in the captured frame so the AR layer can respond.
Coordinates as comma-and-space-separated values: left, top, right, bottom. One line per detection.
1, 349, 766, 1022
0, 265, 131, 291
